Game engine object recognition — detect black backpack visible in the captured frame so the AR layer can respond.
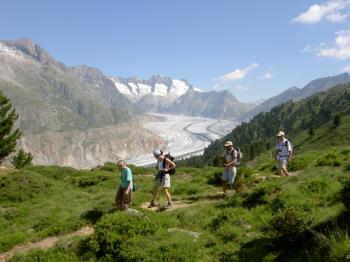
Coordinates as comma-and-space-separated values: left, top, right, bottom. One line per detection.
163, 153, 176, 175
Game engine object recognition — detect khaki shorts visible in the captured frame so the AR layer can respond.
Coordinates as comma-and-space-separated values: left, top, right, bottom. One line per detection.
154, 173, 171, 189
277, 159, 288, 169
222, 167, 237, 184
115, 186, 132, 210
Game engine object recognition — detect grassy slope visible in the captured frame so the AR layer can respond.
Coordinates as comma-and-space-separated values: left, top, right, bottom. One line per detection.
2, 87, 350, 261
1, 142, 350, 261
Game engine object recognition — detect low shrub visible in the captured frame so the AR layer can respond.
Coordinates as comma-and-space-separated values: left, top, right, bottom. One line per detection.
77, 175, 109, 187
10, 247, 78, 262
207, 171, 222, 186
288, 156, 309, 171
100, 162, 117, 172
269, 207, 312, 245
327, 229, 350, 262
316, 152, 343, 167
118, 231, 202, 261
342, 161, 350, 172
87, 212, 157, 259
11, 150, 33, 169
237, 166, 253, 178
0, 172, 51, 202
242, 183, 279, 209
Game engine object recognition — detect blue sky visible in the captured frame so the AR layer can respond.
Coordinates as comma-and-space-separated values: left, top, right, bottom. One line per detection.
1, 0, 350, 102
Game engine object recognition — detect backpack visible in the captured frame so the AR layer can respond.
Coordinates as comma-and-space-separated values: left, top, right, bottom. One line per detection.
163, 153, 176, 175
231, 147, 243, 166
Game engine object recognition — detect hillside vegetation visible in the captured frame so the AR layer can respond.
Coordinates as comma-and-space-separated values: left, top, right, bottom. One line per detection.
1, 84, 350, 261
178, 84, 350, 168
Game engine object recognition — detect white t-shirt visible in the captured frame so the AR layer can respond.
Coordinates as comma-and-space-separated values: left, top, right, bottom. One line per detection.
226, 148, 237, 165
276, 138, 292, 160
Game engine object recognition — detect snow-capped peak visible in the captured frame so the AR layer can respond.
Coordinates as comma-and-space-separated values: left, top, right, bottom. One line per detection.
110, 75, 196, 102
0, 41, 24, 60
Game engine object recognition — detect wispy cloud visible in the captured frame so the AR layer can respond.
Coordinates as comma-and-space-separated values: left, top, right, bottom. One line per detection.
292, 0, 350, 24
213, 63, 258, 91
218, 63, 259, 82
318, 29, 350, 60
259, 72, 274, 80
340, 64, 350, 72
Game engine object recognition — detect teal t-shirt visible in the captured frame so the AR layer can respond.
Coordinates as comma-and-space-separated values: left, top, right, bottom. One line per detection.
120, 166, 133, 188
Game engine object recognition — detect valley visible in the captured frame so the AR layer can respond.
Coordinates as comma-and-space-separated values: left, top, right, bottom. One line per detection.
127, 114, 238, 166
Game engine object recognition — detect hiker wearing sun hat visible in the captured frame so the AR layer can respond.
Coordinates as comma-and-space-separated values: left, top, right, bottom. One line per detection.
275, 131, 293, 176
148, 149, 176, 209
222, 141, 238, 198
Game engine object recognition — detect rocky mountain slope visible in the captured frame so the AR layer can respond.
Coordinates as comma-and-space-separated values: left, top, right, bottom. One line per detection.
244, 73, 350, 120
0, 39, 162, 168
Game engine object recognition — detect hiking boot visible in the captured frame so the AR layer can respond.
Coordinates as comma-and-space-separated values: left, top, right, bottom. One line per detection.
165, 202, 173, 209
148, 200, 157, 208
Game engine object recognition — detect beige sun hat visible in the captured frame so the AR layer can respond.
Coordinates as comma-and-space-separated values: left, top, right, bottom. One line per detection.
224, 141, 233, 147
276, 131, 285, 137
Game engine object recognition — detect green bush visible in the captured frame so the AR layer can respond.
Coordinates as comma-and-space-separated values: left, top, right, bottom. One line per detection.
87, 212, 156, 259
100, 162, 117, 172
288, 156, 309, 171
327, 229, 350, 262
207, 171, 222, 186
237, 166, 253, 178
316, 152, 343, 167
118, 231, 202, 261
269, 207, 312, 245
242, 183, 279, 209
342, 161, 350, 172
11, 150, 33, 169
77, 175, 109, 187
10, 246, 78, 262
0, 171, 51, 202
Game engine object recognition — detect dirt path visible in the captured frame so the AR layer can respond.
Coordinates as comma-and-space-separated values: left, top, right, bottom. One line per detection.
140, 192, 228, 212
0, 226, 94, 262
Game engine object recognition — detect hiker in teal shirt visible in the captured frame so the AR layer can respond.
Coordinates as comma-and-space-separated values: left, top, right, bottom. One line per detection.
115, 160, 133, 210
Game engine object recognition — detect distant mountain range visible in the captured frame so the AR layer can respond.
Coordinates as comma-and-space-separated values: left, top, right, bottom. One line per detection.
243, 73, 350, 120
111, 75, 253, 119
1, 38, 350, 168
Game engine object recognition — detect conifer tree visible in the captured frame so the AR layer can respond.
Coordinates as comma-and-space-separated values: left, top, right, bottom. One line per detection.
0, 90, 21, 163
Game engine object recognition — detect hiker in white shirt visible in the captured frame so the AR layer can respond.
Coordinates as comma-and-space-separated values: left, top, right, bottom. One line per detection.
275, 131, 292, 176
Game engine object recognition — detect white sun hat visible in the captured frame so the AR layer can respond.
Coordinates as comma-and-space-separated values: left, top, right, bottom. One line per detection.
224, 141, 233, 147
153, 149, 161, 158
276, 131, 285, 137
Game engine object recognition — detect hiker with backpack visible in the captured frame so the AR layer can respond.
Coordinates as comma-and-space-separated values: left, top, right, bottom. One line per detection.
222, 141, 238, 198
275, 131, 292, 176
115, 159, 133, 210
148, 149, 176, 209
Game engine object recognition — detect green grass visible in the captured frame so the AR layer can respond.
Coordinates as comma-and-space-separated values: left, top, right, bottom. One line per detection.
1, 145, 350, 261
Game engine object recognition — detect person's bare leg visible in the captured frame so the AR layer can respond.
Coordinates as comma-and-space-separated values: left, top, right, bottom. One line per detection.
282, 167, 289, 176
163, 188, 172, 203
222, 181, 227, 197
151, 187, 158, 202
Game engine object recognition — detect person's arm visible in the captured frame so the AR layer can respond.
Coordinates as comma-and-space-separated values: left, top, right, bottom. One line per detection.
164, 158, 176, 171
124, 168, 132, 194
225, 150, 237, 167
287, 141, 292, 161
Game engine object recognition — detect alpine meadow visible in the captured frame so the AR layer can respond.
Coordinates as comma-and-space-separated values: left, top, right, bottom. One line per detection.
1, 1, 350, 262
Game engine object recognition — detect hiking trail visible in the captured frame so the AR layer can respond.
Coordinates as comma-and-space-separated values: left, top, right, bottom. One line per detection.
0, 226, 94, 262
